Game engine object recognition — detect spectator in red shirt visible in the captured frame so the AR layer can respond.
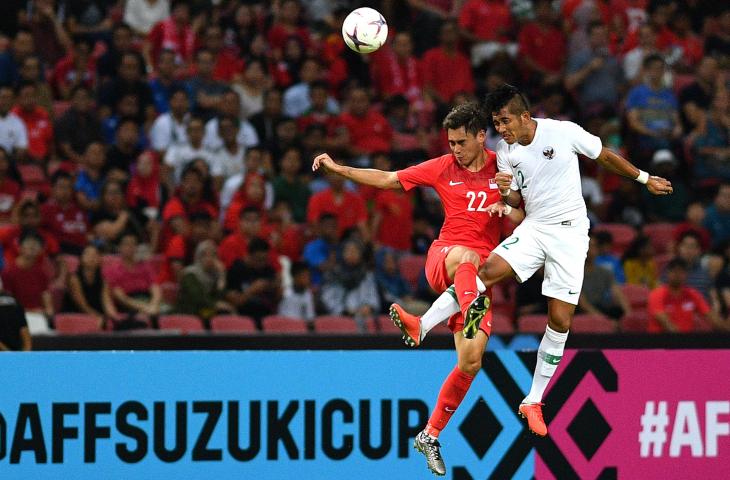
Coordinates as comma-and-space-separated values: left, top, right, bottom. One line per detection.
0, 198, 59, 265
333, 87, 393, 159
105, 232, 162, 317
669, 11, 703, 69
144, 0, 199, 71
371, 155, 414, 252
422, 21, 475, 106
0, 148, 20, 222
518, 0, 566, 87
50, 36, 97, 100
41, 171, 89, 255
307, 172, 368, 240
161, 163, 219, 246
12, 82, 53, 162
371, 32, 423, 102
0, 230, 53, 318
673, 201, 712, 251
159, 211, 216, 284
459, 0, 516, 66
219, 205, 266, 269
223, 172, 268, 233
648, 258, 728, 333
203, 24, 244, 83
266, 0, 311, 54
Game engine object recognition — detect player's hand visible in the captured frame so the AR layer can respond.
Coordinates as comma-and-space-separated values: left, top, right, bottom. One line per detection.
486, 201, 511, 217
312, 153, 340, 173
646, 176, 673, 195
495, 172, 513, 195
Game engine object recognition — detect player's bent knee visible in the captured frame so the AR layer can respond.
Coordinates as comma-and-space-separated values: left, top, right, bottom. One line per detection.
548, 315, 571, 332
460, 249, 480, 266
458, 358, 482, 376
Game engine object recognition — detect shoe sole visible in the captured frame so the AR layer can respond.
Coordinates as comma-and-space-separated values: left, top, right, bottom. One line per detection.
462, 296, 490, 339
413, 440, 446, 477
389, 304, 419, 347
518, 408, 548, 437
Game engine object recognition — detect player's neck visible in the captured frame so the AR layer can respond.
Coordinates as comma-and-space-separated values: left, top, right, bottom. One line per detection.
465, 151, 486, 172
517, 119, 538, 146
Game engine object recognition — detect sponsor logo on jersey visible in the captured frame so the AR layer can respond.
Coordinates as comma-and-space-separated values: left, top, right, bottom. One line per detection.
449, 181, 464, 186
543, 146, 555, 159
488, 178, 498, 189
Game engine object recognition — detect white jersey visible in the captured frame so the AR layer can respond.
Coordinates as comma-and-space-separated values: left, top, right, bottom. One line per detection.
496, 118, 602, 223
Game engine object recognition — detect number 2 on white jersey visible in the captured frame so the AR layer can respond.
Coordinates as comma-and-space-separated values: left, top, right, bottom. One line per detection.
466, 191, 488, 212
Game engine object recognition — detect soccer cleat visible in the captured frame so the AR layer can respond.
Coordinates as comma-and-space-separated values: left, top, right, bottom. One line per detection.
462, 295, 490, 339
389, 303, 422, 347
413, 430, 446, 476
518, 402, 548, 436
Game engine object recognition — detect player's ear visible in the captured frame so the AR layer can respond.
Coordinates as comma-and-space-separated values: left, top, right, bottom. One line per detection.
477, 129, 486, 143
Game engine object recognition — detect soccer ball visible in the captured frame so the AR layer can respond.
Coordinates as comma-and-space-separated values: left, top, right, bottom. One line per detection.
341, 7, 388, 54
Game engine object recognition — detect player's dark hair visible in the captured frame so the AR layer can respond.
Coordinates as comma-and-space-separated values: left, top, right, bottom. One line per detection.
19, 228, 44, 245
291, 261, 309, 277
677, 230, 702, 246
442, 102, 488, 136
319, 213, 337, 224
484, 84, 530, 116
189, 211, 213, 223
51, 170, 73, 185
587, 20, 605, 34
643, 53, 665, 68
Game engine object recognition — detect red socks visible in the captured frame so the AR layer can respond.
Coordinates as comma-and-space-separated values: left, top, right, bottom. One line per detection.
425, 366, 475, 437
454, 262, 479, 320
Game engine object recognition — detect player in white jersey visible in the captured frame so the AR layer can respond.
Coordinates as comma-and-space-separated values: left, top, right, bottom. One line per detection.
390, 84, 673, 436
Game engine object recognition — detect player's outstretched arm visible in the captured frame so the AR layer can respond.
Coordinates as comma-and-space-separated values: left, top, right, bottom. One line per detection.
312, 153, 402, 190
594, 147, 673, 196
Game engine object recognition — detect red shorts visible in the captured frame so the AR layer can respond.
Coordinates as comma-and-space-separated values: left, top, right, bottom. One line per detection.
424, 241, 493, 336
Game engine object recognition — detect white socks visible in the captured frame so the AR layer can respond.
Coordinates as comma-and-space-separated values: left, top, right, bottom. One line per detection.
524, 325, 568, 404
421, 279, 488, 337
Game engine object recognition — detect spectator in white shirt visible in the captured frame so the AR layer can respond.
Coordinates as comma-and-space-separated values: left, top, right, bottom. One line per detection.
203, 89, 259, 151
283, 58, 339, 119
163, 116, 212, 187
0, 86, 28, 159
278, 261, 316, 322
124, 0, 171, 36
220, 145, 274, 215
207, 115, 246, 190
149, 87, 190, 153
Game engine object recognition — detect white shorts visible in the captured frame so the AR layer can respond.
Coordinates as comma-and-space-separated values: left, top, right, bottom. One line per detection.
493, 217, 590, 305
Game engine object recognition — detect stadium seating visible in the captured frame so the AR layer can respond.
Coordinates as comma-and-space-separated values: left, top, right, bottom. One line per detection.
210, 315, 257, 333
491, 312, 515, 335
262, 315, 308, 333
314, 315, 361, 333
620, 284, 650, 311
570, 314, 616, 334
54, 313, 102, 334
593, 223, 637, 254
376, 315, 401, 334
620, 311, 649, 333
398, 255, 426, 291
158, 315, 205, 333
517, 314, 549, 333
642, 223, 677, 254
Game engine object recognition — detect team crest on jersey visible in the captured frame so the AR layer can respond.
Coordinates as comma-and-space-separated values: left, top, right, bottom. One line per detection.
543, 146, 555, 159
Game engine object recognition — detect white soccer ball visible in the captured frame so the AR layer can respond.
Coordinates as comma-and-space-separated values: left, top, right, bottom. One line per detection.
341, 7, 388, 54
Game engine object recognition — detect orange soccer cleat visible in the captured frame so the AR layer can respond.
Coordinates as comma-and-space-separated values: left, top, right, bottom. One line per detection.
389, 303, 422, 347
519, 402, 548, 437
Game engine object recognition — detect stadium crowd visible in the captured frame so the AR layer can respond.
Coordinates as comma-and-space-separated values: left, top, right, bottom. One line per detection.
0, 0, 729, 349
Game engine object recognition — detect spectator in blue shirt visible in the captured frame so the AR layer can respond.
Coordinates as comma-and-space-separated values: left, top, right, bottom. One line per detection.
302, 213, 339, 287
625, 54, 682, 167
75, 142, 107, 213
594, 230, 626, 284
704, 183, 730, 249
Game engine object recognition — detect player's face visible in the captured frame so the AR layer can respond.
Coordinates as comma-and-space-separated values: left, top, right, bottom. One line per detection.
447, 127, 485, 168
492, 108, 530, 145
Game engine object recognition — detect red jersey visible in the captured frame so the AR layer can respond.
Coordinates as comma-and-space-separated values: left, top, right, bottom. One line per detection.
1, 259, 51, 310
0, 177, 20, 222
459, 0, 513, 42
11, 106, 54, 160
374, 189, 414, 251
396, 151, 502, 257
647, 285, 710, 333
518, 23, 567, 74
421, 47, 475, 103
40, 200, 89, 249
306, 188, 368, 238
337, 110, 393, 154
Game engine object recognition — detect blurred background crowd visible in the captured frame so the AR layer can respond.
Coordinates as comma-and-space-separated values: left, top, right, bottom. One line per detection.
0, 0, 728, 347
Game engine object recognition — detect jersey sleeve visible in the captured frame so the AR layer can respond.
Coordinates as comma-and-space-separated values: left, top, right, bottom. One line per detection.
689, 288, 711, 316
647, 288, 665, 315
396, 157, 444, 191
564, 121, 602, 159
496, 146, 519, 191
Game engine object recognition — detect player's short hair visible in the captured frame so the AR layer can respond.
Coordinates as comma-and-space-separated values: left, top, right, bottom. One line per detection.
51, 170, 73, 185
442, 102, 488, 136
484, 84, 530, 116
240, 205, 261, 218
19, 228, 44, 246
248, 237, 270, 254
677, 230, 702, 246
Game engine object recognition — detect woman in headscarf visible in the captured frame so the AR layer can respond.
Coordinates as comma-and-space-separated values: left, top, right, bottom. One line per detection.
174, 239, 234, 320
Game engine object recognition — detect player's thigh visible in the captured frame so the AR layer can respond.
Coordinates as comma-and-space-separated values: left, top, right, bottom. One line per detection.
443, 245, 481, 279
492, 223, 546, 284
454, 329, 489, 375
542, 220, 590, 305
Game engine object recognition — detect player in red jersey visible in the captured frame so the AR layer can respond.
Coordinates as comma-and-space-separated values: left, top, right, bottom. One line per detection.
312, 102, 524, 476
